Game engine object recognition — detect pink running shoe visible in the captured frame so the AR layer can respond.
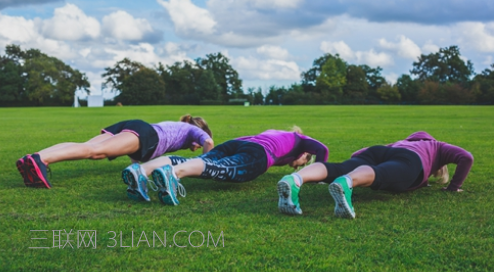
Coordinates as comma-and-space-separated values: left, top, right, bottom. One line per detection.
25, 154, 52, 189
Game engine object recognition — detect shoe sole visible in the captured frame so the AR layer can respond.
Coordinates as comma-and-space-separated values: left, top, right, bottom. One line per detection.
329, 183, 355, 219
277, 181, 302, 215
122, 169, 150, 201
23, 156, 51, 189
16, 157, 29, 184
152, 170, 179, 205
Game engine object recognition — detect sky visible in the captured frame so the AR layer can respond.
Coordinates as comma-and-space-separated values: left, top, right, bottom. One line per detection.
1, 0, 494, 99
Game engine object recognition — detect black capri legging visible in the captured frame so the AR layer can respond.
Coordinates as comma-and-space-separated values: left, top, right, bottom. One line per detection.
322, 146, 423, 192
169, 140, 268, 183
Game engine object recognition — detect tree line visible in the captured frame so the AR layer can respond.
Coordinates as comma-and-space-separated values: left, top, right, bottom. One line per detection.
1, 44, 493, 106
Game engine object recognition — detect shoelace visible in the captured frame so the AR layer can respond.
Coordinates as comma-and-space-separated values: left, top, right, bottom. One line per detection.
147, 178, 159, 192
177, 182, 186, 197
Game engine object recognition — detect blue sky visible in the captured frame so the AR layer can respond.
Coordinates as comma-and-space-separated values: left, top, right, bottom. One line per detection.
1, 0, 494, 98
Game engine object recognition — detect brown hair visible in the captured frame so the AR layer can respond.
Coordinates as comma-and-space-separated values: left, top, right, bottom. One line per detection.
180, 114, 212, 138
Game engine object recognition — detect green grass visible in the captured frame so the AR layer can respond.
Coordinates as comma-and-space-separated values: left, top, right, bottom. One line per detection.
1, 105, 493, 271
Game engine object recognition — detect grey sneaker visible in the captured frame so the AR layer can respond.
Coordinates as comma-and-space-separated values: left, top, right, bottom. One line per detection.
152, 165, 186, 205
122, 163, 151, 201
329, 176, 355, 219
277, 175, 302, 215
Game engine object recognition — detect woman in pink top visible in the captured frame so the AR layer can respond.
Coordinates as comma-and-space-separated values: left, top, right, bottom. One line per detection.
16, 114, 214, 190
277, 131, 473, 219
129, 126, 329, 205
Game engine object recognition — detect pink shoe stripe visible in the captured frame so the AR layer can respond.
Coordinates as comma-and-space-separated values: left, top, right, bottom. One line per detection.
27, 156, 51, 189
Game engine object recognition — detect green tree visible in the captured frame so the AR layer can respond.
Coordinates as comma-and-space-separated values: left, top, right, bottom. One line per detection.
196, 52, 242, 101
158, 60, 199, 104
360, 64, 386, 102
411, 45, 474, 84
1, 44, 89, 106
396, 74, 421, 104
302, 53, 342, 94
21, 49, 89, 105
116, 67, 165, 105
472, 64, 494, 104
0, 58, 24, 105
315, 56, 347, 102
196, 69, 221, 102
102, 58, 145, 94
377, 82, 401, 103
343, 64, 368, 104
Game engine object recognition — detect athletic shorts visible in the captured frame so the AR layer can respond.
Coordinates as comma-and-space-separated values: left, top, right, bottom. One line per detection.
322, 145, 423, 192
101, 119, 159, 162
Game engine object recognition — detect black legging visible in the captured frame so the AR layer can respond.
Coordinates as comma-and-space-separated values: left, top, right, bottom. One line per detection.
169, 140, 268, 183
322, 146, 423, 192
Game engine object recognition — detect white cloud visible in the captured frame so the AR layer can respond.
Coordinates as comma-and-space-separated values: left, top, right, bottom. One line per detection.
256, 45, 290, 60
41, 4, 100, 41
379, 35, 421, 60
422, 41, 439, 54
383, 72, 399, 85
233, 56, 300, 80
102, 10, 153, 41
251, 0, 303, 9
320, 40, 393, 67
356, 49, 393, 67
457, 22, 494, 53
0, 14, 38, 43
158, 0, 216, 36
320, 41, 353, 60
0, 13, 76, 59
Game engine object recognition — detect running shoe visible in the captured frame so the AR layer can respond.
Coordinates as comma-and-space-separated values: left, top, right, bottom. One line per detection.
329, 176, 355, 219
152, 165, 186, 206
16, 155, 30, 185
122, 163, 151, 201
22, 154, 52, 189
277, 175, 302, 215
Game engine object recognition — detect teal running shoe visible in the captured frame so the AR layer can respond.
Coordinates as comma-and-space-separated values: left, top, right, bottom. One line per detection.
329, 176, 355, 219
122, 163, 152, 202
277, 175, 302, 215
152, 165, 186, 206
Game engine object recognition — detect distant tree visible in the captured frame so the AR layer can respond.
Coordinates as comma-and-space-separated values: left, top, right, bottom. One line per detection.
411, 45, 474, 84
158, 60, 199, 104
377, 82, 401, 103
343, 64, 368, 103
102, 58, 145, 94
0, 57, 24, 105
301, 53, 342, 94
22, 48, 89, 105
360, 64, 386, 102
196, 52, 242, 101
0, 44, 89, 106
396, 74, 421, 104
282, 83, 309, 105
265, 86, 287, 105
115, 67, 165, 105
196, 69, 221, 102
417, 81, 475, 104
472, 64, 494, 104
315, 56, 347, 102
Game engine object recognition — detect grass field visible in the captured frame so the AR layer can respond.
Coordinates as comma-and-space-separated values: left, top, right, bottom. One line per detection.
0, 105, 493, 271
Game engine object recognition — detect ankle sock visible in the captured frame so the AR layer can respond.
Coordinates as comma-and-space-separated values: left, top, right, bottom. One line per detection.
291, 173, 303, 187
343, 175, 353, 188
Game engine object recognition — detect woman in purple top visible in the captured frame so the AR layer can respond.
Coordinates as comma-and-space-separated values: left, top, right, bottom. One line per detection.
277, 131, 474, 219
127, 126, 329, 204
16, 114, 214, 190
